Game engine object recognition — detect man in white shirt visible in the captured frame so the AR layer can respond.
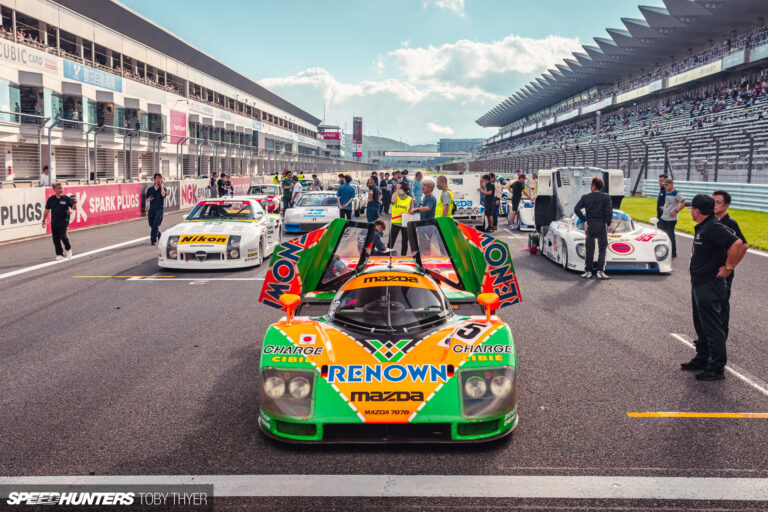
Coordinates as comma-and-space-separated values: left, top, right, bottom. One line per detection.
39, 165, 51, 187
291, 176, 302, 206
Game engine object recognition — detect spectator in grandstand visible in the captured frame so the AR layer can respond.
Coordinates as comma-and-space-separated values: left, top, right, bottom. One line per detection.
574, 177, 613, 280
312, 174, 322, 191
380, 172, 391, 214
508, 174, 528, 228
291, 176, 302, 205
478, 175, 496, 232
145, 173, 167, 246
366, 176, 381, 223
658, 178, 686, 258
370, 220, 390, 256
336, 175, 355, 220
412, 171, 424, 205
712, 190, 749, 342
388, 181, 413, 255
281, 171, 293, 212
412, 178, 437, 221
41, 182, 77, 260
38, 165, 50, 187
436, 176, 453, 218
683, 194, 746, 381
656, 174, 667, 218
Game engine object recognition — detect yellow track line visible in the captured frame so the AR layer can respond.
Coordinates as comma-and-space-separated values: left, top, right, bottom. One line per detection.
74, 275, 175, 278
628, 412, 768, 419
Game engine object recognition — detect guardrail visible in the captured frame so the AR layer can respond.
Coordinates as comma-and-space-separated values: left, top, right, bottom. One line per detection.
641, 179, 768, 212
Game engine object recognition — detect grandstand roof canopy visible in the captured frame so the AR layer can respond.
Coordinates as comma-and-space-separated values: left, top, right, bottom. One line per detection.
54, 0, 322, 126
476, 0, 768, 128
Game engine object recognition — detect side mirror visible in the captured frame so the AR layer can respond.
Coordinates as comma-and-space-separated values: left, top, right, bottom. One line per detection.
650, 217, 659, 226
477, 293, 500, 323
279, 293, 301, 325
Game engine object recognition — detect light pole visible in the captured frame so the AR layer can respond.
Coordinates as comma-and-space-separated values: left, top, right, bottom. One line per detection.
594, 110, 601, 167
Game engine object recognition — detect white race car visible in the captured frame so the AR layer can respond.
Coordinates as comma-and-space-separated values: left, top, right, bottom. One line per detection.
158, 197, 282, 269
509, 198, 536, 231
539, 210, 672, 273
284, 191, 340, 234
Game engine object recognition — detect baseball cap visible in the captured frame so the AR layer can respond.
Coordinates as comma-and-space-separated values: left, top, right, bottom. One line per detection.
691, 193, 714, 215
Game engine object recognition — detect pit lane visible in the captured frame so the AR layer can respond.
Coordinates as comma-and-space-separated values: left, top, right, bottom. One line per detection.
1, 214, 768, 510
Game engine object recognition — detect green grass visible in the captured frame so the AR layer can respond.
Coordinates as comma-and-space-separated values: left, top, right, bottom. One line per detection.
620, 196, 768, 251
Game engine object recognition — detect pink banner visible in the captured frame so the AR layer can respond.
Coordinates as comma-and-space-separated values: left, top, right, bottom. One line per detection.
169, 109, 187, 144
45, 183, 142, 232
323, 132, 340, 140
230, 177, 250, 195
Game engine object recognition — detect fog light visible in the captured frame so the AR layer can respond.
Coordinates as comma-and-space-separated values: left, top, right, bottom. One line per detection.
168, 249, 177, 259
289, 376, 311, 399
464, 376, 487, 399
490, 375, 512, 397
264, 376, 285, 399
229, 249, 240, 259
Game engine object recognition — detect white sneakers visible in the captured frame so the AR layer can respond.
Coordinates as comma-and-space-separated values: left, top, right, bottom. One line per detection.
65, 249, 73, 259
595, 270, 610, 280
580, 271, 592, 279
55, 255, 65, 261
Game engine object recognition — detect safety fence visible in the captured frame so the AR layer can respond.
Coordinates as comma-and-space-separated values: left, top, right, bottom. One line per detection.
641, 179, 768, 212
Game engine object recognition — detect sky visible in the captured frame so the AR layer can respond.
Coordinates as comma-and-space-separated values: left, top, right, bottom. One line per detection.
122, 0, 665, 144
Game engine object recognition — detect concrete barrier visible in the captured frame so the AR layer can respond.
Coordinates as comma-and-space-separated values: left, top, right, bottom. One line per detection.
642, 179, 768, 212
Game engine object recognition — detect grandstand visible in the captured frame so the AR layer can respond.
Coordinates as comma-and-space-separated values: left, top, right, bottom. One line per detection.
470, 0, 768, 189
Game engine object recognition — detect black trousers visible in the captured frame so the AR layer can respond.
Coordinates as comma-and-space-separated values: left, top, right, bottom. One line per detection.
381, 192, 391, 214
388, 224, 409, 256
339, 209, 352, 220
723, 274, 734, 340
147, 208, 163, 243
691, 279, 729, 373
658, 218, 677, 257
584, 220, 608, 272
51, 223, 71, 256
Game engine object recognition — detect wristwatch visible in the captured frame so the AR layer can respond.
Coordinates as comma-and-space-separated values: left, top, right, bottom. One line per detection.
725, 264, 735, 271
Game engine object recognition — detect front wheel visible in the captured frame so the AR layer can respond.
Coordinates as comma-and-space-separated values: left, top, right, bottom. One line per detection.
561, 240, 568, 270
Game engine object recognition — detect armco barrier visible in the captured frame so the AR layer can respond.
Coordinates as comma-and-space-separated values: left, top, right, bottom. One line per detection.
0, 188, 47, 242
642, 180, 768, 212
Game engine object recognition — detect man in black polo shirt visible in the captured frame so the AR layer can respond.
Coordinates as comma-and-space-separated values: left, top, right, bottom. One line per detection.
145, 173, 167, 246
712, 189, 749, 341
41, 182, 78, 260
574, 177, 613, 279
682, 194, 746, 381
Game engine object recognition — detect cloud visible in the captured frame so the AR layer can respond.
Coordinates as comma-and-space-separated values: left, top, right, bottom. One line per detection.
426, 122, 455, 135
389, 34, 581, 93
423, 0, 465, 16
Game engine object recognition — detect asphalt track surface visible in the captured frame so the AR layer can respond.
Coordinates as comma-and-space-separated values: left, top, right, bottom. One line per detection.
1, 210, 768, 511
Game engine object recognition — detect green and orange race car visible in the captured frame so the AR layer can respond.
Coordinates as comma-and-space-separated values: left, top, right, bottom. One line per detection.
257, 217, 522, 442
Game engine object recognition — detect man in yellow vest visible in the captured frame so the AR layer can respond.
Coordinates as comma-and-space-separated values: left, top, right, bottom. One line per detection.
436, 176, 453, 218
388, 181, 414, 255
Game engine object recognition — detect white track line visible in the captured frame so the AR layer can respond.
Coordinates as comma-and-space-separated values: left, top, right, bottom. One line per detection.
127, 277, 264, 281
1, 475, 767, 500
0, 236, 148, 281
671, 333, 768, 396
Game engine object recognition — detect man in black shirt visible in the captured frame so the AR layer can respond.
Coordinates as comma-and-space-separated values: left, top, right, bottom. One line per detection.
478, 174, 496, 232
217, 174, 228, 198
656, 174, 667, 218
682, 194, 746, 381
712, 189, 749, 342
508, 174, 527, 227
41, 182, 77, 260
145, 173, 167, 245
574, 177, 613, 279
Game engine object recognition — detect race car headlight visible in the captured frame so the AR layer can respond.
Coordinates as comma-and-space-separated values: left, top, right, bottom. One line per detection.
166, 236, 180, 259
464, 376, 487, 399
576, 243, 586, 259
260, 368, 315, 419
460, 367, 516, 420
289, 376, 311, 399
472, 207, 481, 215
654, 244, 669, 261
264, 376, 285, 399
227, 236, 242, 259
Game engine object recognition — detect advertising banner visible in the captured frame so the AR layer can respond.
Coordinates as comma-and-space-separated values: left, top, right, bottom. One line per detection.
0, 187, 47, 242
668, 60, 722, 88
62, 60, 122, 92
616, 84, 651, 105
0, 39, 58, 75
723, 49, 746, 69
180, 179, 212, 209
141, 181, 180, 215
169, 110, 187, 144
750, 43, 768, 63
323, 132, 340, 140
230, 177, 251, 195
44, 183, 141, 231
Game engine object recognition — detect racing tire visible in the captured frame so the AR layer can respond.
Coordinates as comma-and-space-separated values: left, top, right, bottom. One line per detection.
561, 240, 568, 270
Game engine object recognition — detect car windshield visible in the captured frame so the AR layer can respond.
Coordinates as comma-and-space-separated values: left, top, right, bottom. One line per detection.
187, 200, 260, 221
332, 284, 448, 332
300, 179, 314, 190
573, 212, 635, 234
298, 194, 337, 207
248, 185, 279, 196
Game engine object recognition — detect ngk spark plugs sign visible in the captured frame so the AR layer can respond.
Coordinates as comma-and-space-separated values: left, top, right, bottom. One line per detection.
44, 184, 141, 231
181, 179, 212, 208
0, 188, 46, 242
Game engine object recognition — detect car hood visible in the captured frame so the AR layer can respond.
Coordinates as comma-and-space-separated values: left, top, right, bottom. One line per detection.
166, 220, 254, 236
285, 206, 339, 219
263, 317, 513, 423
